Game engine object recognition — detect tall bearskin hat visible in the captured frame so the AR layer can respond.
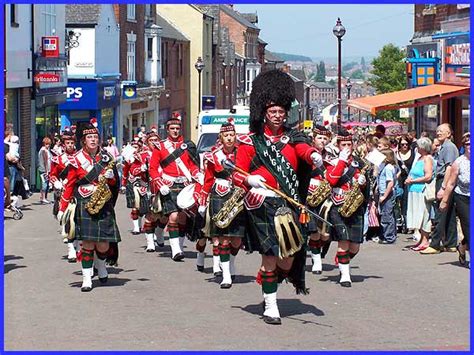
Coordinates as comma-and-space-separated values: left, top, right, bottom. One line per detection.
79, 118, 99, 140
166, 112, 182, 127
313, 124, 332, 138
220, 117, 235, 133
249, 69, 295, 134
336, 127, 353, 143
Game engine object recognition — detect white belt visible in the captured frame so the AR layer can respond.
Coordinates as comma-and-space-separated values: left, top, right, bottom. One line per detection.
162, 173, 189, 184
214, 178, 230, 188
250, 187, 278, 198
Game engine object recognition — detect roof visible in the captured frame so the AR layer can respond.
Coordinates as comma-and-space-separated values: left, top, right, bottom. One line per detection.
240, 12, 258, 25
257, 37, 267, 45
66, 4, 101, 25
155, 14, 189, 42
265, 50, 284, 63
290, 69, 306, 81
348, 83, 470, 115
311, 82, 335, 89
220, 5, 259, 30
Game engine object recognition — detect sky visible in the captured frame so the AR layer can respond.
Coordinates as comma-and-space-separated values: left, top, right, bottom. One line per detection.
235, 4, 414, 60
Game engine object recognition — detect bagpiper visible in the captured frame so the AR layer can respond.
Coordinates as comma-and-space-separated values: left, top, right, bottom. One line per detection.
149, 114, 202, 261
195, 118, 245, 288
57, 119, 121, 292
233, 70, 323, 325
50, 128, 79, 262
325, 128, 367, 287
306, 124, 333, 275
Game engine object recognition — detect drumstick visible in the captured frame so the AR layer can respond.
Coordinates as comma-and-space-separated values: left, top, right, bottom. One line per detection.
222, 159, 333, 227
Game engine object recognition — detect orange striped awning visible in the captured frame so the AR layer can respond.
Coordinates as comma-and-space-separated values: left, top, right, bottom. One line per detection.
347, 83, 470, 115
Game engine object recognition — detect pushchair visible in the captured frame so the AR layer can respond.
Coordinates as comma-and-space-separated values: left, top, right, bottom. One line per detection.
4, 187, 23, 220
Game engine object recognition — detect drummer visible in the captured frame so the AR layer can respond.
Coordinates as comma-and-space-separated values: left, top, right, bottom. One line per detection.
195, 119, 245, 288
149, 114, 202, 261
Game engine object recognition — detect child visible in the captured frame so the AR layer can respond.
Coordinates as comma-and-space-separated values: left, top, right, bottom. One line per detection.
377, 149, 398, 244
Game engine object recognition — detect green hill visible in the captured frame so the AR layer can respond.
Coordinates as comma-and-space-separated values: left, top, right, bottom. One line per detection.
273, 52, 313, 62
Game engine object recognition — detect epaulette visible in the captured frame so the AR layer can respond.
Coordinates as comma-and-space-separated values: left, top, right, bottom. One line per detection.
67, 153, 78, 168
237, 133, 254, 145
153, 141, 162, 150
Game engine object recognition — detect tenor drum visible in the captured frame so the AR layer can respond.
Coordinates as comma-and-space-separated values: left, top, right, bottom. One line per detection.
177, 183, 196, 210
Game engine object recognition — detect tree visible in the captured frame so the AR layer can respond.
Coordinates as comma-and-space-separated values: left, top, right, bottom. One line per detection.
368, 44, 406, 121
350, 69, 364, 80
315, 61, 326, 82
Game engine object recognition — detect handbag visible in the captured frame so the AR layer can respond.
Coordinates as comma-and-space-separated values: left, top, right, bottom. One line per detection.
423, 178, 436, 202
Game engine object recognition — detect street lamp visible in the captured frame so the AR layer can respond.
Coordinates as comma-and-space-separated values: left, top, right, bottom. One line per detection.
194, 57, 205, 116
346, 78, 352, 121
333, 17, 346, 127
229, 62, 234, 108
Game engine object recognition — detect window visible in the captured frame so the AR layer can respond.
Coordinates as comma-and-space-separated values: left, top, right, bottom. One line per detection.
178, 44, 183, 76
147, 37, 153, 60
41, 5, 56, 35
127, 39, 136, 81
10, 5, 19, 27
127, 5, 136, 21
162, 42, 168, 77
145, 4, 152, 18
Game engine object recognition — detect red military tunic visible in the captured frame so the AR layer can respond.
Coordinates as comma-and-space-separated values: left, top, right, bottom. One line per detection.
233, 126, 316, 209
325, 157, 363, 205
121, 152, 147, 187
50, 151, 75, 187
149, 136, 199, 190
59, 149, 118, 212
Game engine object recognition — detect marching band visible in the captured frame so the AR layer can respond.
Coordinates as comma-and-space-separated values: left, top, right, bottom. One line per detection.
52, 70, 371, 324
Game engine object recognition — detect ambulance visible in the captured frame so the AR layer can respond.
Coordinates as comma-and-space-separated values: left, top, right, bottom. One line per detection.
196, 106, 250, 155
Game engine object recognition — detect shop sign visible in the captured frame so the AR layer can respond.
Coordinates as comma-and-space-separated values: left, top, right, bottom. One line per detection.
41, 36, 60, 58
103, 86, 116, 100
202, 95, 216, 110
122, 81, 137, 100
34, 73, 60, 83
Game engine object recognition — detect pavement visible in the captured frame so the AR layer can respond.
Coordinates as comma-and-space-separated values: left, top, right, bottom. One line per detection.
3, 194, 470, 351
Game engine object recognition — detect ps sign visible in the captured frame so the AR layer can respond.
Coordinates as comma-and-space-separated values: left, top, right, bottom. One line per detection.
66, 87, 83, 102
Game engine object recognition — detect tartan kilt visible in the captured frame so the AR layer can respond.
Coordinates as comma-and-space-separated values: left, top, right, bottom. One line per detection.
160, 182, 186, 216
125, 182, 150, 215
73, 195, 121, 243
209, 189, 245, 238
306, 201, 325, 234
184, 212, 206, 242
246, 196, 302, 256
328, 204, 364, 243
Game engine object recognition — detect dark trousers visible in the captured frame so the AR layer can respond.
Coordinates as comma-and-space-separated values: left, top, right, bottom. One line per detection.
380, 195, 397, 243
430, 178, 458, 249
454, 193, 470, 249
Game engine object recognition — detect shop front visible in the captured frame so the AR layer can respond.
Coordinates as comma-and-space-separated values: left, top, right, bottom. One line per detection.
59, 78, 120, 142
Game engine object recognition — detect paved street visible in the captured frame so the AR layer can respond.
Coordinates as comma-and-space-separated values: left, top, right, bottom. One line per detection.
4, 194, 470, 351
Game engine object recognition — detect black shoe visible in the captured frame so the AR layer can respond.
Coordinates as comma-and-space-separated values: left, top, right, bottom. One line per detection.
131, 231, 141, 235
81, 286, 92, 292
146, 248, 155, 253
172, 252, 185, 261
378, 240, 394, 245
214, 271, 223, 277
340, 281, 352, 287
231, 275, 236, 281
263, 316, 281, 325
220, 283, 232, 289
197, 265, 204, 272
99, 276, 108, 284
312, 270, 322, 275
68, 258, 77, 263
155, 242, 165, 248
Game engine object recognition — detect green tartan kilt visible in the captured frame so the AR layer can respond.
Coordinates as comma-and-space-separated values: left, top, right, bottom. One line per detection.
306, 202, 325, 234
74, 196, 121, 243
328, 204, 364, 243
160, 182, 186, 216
209, 189, 245, 238
246, 196, 302, 256
125, 181, 150, 215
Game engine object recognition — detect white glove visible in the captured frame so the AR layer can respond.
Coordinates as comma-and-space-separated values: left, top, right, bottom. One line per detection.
194, 172, 204, 185
311, 152, 323, 167
140, 164, 147, 172
357, 174, 367, 185
198, 205, 207, 217
57, 211, 64, 224
160, 185, 170, 196
246, 175, 267, 189
339, 148, 351, 162
53, 180, 63, 190
103, 169, 114, 179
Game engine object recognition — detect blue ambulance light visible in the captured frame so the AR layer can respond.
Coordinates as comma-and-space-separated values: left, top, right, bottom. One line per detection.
202, 116, 212, 124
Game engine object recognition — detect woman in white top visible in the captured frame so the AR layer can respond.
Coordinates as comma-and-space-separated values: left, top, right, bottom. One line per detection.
440, 133, 470, 267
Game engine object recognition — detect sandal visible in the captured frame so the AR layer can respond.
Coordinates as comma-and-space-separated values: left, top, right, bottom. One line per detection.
457, 245, 466, 266
412, 245, 429, 251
